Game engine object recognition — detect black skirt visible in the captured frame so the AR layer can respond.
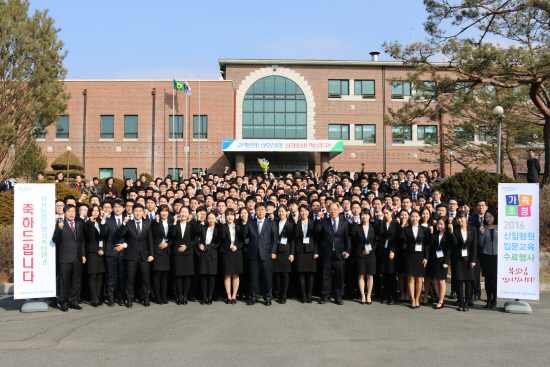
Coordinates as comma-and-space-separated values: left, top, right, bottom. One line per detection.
86, 252, 105, 274
152, 253, 170, 271
294, 252, 317, 273
172, 254, 194, 276
480, 253, 498, 279
222, 250, 243, 274
429, 259, 449, 280
355, 255, 377, 275
451, 258, 474, 281
405, 252, 426, 276
197, 250, 218, 275
273, 253, 292, 273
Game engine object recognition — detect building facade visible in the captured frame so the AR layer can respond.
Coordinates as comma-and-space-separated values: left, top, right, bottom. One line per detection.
36, 58, 531, 181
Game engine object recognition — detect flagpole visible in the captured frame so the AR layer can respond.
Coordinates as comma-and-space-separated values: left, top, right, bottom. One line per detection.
172, 77, 175, 178
198, 76, 201, 175
185, 76, 188, 178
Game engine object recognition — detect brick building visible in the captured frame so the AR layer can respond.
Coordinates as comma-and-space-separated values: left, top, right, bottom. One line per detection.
36, 57, 532, 181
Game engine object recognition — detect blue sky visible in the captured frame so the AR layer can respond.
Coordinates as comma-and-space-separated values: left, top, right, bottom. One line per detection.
29, 0, 432, 80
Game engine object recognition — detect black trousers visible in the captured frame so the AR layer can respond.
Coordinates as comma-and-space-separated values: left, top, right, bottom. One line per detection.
153, 271, 169, 302
105, 255, 127, 301
126, 259, 150, 301
58, 258, 82, 305
455, 280, 472, 308
321, 253, 345, 300
472, 262, 481, 297
274, 272, 289, 300
88, 273, 103, 303
383, 272, 397, 302
248, 254, 273, 302
485, 276, 498, 302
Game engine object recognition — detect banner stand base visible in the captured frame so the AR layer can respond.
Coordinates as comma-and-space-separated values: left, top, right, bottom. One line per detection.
504, 299, 532, 314
20, 299, 49, 313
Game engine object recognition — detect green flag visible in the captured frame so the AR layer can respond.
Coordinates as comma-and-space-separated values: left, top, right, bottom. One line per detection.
173, 79, 184, 91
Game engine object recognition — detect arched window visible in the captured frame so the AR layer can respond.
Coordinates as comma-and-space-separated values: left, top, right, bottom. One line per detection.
243, 76, 307, 139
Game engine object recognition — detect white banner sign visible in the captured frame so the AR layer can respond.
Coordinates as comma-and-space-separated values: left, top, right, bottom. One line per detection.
497, 183, 539, 300
13, 183, 56, 299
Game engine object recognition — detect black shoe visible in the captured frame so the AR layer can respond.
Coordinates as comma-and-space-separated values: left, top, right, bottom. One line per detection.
463, 307, 469, 312
247, 300, 256, 305
126, 301, 133, 308
207, 299, 212, 305
301, 297, 306, 304
50, 299, 59, 308
118, 299, 125, 307
265, 300, 272, 306
360, 301, 366, 305
280, 298, 286, 304
91, 301, 99, 308
449, 291, 457, 300
472, 294, 480, 302
108, 299, 115, 307
189, 296, 197, 302
144, 300, 150, 307
307, 297, 312, 304
490, 299, 497, 309
155, 299, 163, 305
335, 299, 344, 305
182, 299, 188, 305
60, 303, 68, 312
366, 301, 372, 305
468, 300, 475, 307
318, 298, 328, 304
162, 298, 168, 304
70, 303, 83, 310
231, 299, 236, 305
388, 300, 396, 305
200, 300, 206, 305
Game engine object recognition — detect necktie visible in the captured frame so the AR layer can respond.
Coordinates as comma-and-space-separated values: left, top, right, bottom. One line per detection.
332, 219, 337, 233
70, 222, 75, 232
258, 220, 263, 234
117, 218, 121, 228
413, 193, 417, 200
137, 221, 141, 237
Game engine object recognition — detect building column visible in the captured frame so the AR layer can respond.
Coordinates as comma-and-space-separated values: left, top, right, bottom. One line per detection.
236, 153, 245, 176
320, 152, 330, 175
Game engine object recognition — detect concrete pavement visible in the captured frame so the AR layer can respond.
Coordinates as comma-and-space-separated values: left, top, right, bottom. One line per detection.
1, 294, 549, 366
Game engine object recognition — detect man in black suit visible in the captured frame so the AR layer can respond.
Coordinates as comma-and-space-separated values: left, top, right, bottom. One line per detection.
52, 204, 86, 312
527, 149, 541, 183
105, 199, 127, 307
244, 202, 278, 305
313, 202, 351, 305
117, 203, 154, 308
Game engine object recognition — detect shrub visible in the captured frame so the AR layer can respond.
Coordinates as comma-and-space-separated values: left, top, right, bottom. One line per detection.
138, 172, 153, 182
0, 224, 14, 282
540, 186, 550, 253
438, 168, 515, 214
0, 191, 14, 225
50, 151, 84, 171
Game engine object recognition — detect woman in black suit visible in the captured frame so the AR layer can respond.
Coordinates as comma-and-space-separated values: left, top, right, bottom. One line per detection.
428, 217, 454, 309
479, 209, 498, 309
219, 208, 245, 304
236, 207, 250, 300
293, 204, 318, 303
419, 207, 434, 305
151, 204, 171, 305
273, 205, 295, 304
400, 209, 429, 309
84, 204, 108, 307
351, 208, 378, 304
170, 206, 198, 305
396, 209, 410, 302
451, 210, 478, 311
196, 211, 221, 305
378, 205, 400, 305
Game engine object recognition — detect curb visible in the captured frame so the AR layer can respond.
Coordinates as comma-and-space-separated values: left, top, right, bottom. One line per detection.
0, 283, 13, 295
1, 282, 549, 296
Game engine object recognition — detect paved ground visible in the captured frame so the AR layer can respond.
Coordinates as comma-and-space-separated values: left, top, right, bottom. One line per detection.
1, 293, 549, 366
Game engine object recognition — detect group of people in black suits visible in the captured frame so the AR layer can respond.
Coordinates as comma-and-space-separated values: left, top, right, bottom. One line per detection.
50, 166, 500, 312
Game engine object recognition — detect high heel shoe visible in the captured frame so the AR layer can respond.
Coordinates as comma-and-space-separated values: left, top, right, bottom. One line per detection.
207, 299, 212, 305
